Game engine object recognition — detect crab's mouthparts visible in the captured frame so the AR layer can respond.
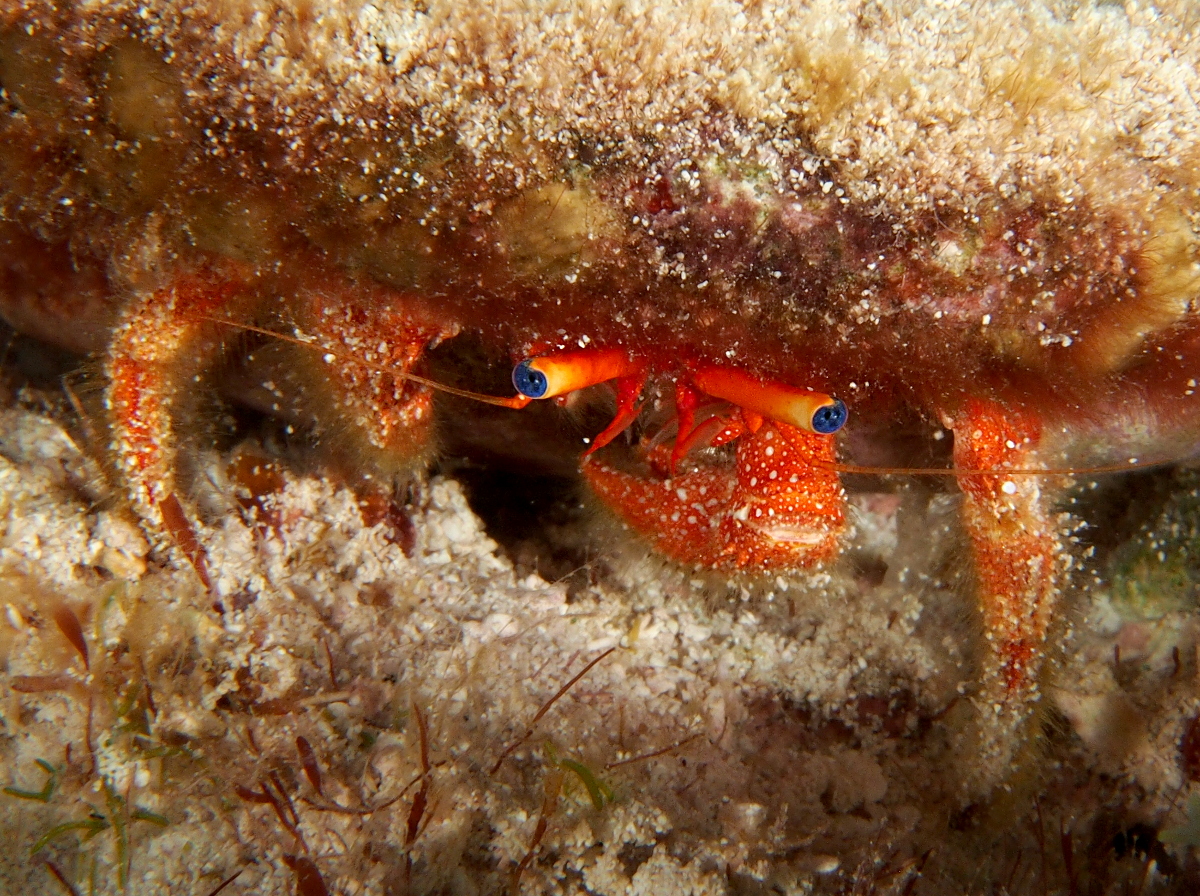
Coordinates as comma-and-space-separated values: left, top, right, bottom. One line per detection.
746, 521, 836, 545
733, 503, 839, 545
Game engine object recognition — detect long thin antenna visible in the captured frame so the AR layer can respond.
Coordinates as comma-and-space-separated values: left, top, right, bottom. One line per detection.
821, 458, 1175, 478
189, 314, 529, 408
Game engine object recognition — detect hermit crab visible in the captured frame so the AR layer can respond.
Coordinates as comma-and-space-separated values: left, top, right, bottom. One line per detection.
2, 0, 1200, 802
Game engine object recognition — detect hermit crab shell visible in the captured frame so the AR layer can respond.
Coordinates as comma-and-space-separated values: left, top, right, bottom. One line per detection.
1, 0, 1198, 444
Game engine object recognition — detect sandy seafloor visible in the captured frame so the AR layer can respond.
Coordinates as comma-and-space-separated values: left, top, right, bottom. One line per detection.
1, 371, 1199, 896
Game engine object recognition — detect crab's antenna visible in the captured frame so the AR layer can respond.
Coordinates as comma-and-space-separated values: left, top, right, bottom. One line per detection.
189, 315, 530, 408
818, 458, 1176, 477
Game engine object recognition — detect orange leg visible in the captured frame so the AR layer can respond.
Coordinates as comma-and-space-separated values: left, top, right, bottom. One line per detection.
952, 398, 1067, 779
584, 421, 845, 572
585, 374, 646, 455
287, 288, 453, 481
106, 265, 248, 528
107, 267, 448, 536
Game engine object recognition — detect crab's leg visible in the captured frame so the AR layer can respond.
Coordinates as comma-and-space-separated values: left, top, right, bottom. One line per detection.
585, 421, 845, 571
106, 265, 249, 529
952, 398, 1067, 773
107, 267, 449, 542
668, 380, 724, 474
285, 289, 453, 481
585, 374, 646, 454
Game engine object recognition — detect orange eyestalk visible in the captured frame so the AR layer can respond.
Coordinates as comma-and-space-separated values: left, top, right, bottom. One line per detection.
511, 347, 643, 400
691, 365, 847, 434
511, 347, 649, 450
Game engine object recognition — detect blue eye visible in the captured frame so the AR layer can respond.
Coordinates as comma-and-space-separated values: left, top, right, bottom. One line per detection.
513, 360, 549, 398
810, 399, 847, 434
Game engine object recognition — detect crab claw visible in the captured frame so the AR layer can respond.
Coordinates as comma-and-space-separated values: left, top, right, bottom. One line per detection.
584, 421, 846, 571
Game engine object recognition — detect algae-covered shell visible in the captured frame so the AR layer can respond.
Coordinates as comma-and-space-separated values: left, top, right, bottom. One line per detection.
2, 1, 1200, 430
